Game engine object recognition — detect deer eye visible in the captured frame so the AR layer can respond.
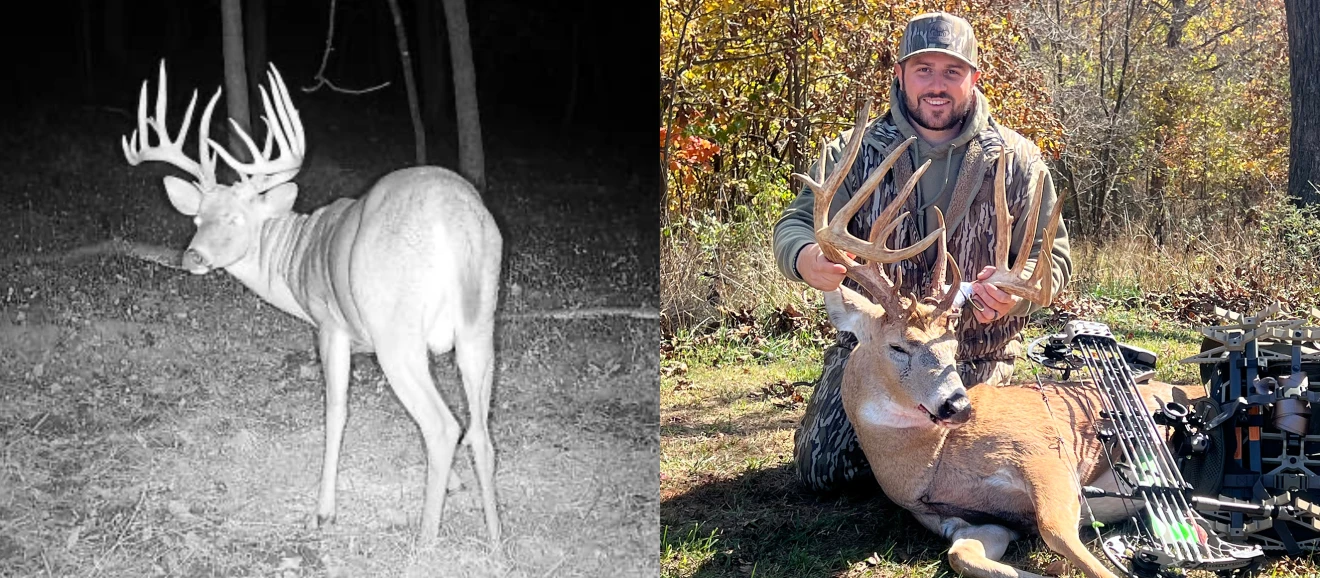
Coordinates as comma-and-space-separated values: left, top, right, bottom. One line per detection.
888, 344, 911, 363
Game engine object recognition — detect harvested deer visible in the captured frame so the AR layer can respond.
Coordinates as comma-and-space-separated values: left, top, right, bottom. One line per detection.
794, 101, 1201, 578
122, 61, 501, 543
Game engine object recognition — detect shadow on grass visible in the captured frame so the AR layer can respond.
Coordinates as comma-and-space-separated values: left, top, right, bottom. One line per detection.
661, 462, 959, 578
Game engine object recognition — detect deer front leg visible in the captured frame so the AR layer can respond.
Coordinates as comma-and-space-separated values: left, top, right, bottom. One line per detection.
929, 516, 1048, 578
311, 327, 352, 529
1029, 468, 1120, 578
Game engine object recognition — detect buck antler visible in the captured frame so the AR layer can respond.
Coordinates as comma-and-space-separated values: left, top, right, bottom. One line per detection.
209, 65, 306, 193
792, 100, 962, 317
122, 60, 221, 189
122, 62, 305, 195
981, 151, 1065, 307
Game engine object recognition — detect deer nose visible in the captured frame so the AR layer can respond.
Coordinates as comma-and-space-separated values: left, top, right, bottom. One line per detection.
181, 248, 210, 273
938, 391, 971, 422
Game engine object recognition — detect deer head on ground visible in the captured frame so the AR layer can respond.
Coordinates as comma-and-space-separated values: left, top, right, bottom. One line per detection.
122, 61, 502, 544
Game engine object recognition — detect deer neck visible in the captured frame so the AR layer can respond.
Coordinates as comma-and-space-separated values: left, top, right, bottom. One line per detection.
842, 371, 954, 501
222, 201, 355, 326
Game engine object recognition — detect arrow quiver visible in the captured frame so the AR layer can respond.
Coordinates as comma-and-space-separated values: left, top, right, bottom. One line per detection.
1028, 320, 1264, 577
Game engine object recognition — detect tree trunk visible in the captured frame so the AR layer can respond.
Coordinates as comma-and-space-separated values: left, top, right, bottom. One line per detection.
417, 0, 449, 138
221, 0, 253, 163
1286, 0, 1320, 206
441, 0, 485, 191
386, 0, 427, 165
245, 0, 268, 120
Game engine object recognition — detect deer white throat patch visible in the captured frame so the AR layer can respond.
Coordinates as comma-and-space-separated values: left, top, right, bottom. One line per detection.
854, 391, 938, 430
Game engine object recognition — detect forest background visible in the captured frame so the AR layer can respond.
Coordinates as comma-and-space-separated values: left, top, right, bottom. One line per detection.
660, 0, 1320, 334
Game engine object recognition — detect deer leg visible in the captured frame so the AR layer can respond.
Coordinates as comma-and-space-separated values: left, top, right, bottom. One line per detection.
377, 343, 461, 541
312, 327, 352, 529
456, 325, 500, 545
1031, 473, 1120, 578
943, 521, 1048, 578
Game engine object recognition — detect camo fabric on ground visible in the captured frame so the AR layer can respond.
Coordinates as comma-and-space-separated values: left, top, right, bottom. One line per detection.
793, 332, 1013, 494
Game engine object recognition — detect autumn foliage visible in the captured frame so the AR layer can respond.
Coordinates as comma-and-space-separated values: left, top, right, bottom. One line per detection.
661, 0, 1290, 241
660, 0, 1303, 329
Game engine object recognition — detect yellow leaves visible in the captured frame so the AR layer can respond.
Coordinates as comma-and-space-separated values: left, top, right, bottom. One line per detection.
662, 0, 1066, 218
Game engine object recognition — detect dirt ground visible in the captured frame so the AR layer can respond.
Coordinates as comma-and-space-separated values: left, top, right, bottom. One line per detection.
0, 100, 658, 577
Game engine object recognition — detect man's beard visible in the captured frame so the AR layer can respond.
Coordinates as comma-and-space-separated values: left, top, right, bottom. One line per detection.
904, 90, 974, 132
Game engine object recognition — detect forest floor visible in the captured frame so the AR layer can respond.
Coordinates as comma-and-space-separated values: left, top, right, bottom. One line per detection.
0, 97, 658, 578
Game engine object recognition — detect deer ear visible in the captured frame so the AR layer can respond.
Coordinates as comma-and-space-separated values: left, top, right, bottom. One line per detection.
259, 183, 299, 216
823, 286, 878, 342
163, 176, 202, 216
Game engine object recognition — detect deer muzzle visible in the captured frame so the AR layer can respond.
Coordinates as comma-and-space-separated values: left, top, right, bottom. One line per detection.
935, 390, 971, 425
181, 247, 212, 274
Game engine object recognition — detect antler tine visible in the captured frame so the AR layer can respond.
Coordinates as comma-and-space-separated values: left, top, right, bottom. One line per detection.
928, 207, 948, 297
121, 60, 212, 185
197, 87, 222, 189
985, 162, 1065, 307
797, 100, 872, 266
1008, 170, 1044, 277
991, 150, 1012, 269
790, 100, 888, 304
209, 64, 306, 192
929, 208, 964, 315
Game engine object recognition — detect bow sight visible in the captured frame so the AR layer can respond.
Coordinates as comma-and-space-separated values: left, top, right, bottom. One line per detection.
1024, 303, 1320, 577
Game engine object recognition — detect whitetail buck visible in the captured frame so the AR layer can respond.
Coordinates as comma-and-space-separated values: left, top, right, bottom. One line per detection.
122, 61, 501, 543
795, 103, 1202, 578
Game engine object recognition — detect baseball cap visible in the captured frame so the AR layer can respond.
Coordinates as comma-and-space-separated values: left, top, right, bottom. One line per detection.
897, 12, 978, 69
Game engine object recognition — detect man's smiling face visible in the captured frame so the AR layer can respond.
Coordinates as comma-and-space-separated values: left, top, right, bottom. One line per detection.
896, 52, 980, 132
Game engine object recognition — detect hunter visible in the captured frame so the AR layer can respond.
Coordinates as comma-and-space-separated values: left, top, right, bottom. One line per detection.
773, 11, 1073, 493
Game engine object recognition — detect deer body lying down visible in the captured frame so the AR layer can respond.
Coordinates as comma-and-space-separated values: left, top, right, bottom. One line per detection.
831, 295, 1200, 578
797, 102, 1200, 578
122, 62, 501, 542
